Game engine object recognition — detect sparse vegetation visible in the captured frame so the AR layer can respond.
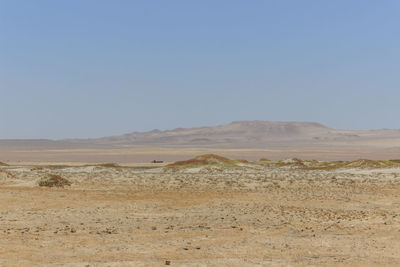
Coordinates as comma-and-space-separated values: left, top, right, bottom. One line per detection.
276, 158, 306, 167
303, 159, 400, 170
95, 163, 123, 171
166, 154, 237, 169
97, 163, 120, 168
38, 174, 71, 188
31, 166, 44, 171
2, 157, 400, 266
167, 154, 400, 170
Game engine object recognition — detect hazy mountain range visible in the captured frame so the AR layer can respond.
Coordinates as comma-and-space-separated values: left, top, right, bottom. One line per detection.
2, 121, 400, 150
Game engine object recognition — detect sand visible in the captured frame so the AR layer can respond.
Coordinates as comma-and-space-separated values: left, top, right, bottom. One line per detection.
2, 147, 400, 165
1, 163, 400, 266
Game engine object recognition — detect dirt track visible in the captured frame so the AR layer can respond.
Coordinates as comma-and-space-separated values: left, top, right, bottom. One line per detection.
1, 165, 400, 266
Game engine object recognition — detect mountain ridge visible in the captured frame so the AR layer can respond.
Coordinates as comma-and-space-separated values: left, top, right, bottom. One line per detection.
64, 120, 400, 149
1, 121, 400, 150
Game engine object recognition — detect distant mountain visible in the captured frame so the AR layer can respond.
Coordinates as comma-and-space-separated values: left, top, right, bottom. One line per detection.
2, 121, 400, 149
66, 120, 400, 149
90, 121, 331, 147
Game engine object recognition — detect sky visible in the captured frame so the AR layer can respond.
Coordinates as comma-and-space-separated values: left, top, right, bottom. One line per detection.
1, 0, 400, 139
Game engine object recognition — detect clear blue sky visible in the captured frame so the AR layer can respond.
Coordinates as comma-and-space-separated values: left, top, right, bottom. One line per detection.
1, 0, 399, 139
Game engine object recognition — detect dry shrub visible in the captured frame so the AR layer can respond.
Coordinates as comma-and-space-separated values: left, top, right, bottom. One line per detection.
38, 174, 71, 188
31, 166, 44, 171
98, 163, 120, 168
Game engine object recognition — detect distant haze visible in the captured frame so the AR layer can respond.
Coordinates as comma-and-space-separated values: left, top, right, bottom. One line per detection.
2, 121, 400, 150
1, 121, 400, 162
1, 1, 400, 139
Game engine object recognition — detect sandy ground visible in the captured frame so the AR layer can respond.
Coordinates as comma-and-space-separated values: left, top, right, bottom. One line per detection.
2, 147, 400, 164
1, 164, 400, 266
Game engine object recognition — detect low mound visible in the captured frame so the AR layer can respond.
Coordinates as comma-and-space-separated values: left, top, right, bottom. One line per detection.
167, 155, 400, 171
0, 162, 8, 166
277, 158, 306, 167
38, 174, 71, 188
97, 163, 120, 168
346, 159, 400, 169
31, 166, 44, 171
302, 159, 400, 170
94, 163, 123, 171
166, 154, 236, 168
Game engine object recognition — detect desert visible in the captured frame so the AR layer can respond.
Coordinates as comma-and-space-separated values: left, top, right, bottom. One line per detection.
3, 1, 400, 265
1, 155, 400, 266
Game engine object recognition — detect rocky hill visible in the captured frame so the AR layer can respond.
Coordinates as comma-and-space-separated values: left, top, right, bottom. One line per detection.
2, 121, 400, 149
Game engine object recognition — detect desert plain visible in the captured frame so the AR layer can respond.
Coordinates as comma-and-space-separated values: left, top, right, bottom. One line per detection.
1, 154, 400, 266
